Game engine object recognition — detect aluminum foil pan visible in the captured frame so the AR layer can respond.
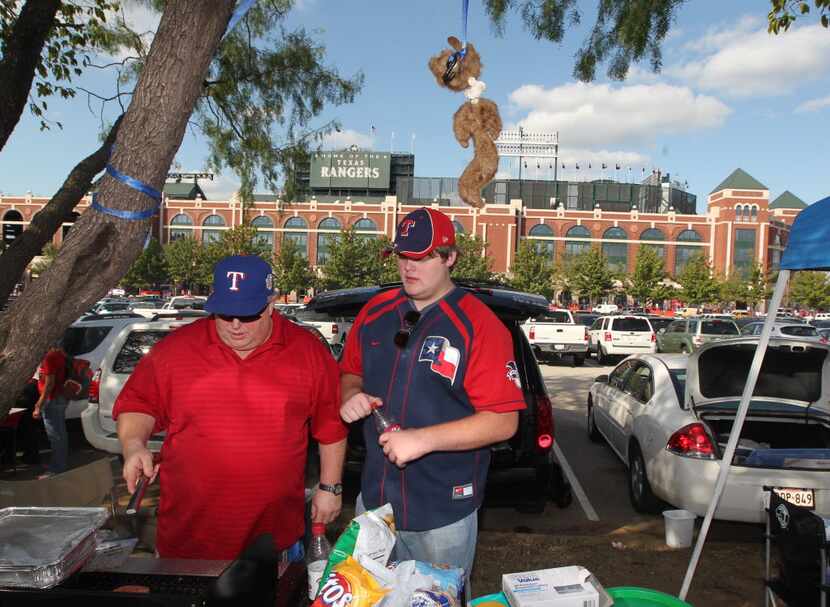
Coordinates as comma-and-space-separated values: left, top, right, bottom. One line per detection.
0, 507, 108, 589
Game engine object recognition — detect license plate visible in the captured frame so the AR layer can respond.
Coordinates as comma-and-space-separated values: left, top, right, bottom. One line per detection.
554, 344, 565, 350
774, 487, 815, 509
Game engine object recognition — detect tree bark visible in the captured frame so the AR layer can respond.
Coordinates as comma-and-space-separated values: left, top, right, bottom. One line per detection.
0, 0, 61, 152
0, 0, 235, 418
0, 115, 123, 309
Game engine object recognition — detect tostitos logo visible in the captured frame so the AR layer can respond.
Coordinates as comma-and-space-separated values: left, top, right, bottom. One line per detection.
313, 573, 352, 607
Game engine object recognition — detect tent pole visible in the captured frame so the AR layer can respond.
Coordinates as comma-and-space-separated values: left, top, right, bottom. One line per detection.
679, 269, 791, 600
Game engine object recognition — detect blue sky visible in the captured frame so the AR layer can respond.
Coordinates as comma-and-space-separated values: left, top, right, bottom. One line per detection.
2, 0, 829, 213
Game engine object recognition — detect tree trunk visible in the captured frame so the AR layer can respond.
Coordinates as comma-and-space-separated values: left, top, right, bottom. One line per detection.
0, 0, 61, 152
0, 115, 123, 309
0, 0, 235, 418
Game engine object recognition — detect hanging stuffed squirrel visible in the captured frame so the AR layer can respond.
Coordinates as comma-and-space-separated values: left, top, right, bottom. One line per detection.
428, 36, 502, 208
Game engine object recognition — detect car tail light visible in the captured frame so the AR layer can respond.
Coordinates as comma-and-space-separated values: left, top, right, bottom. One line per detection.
332, 324, 338, 334
88, 369, 101, 404
535, 393, 554, 452
584, 327, 589, 342
604, 331, 612, 342
666, 423, 716, 459
529, 326, 536, 340
651, 332, 656, 342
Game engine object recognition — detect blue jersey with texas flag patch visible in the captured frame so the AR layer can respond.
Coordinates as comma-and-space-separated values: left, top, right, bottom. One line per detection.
340, 287, 525, 531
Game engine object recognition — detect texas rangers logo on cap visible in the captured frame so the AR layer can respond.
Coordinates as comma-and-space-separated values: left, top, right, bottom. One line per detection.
388, 207, 456, 260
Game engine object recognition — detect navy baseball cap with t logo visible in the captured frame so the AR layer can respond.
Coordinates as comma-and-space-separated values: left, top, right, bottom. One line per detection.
205, 255, 274, 316
387, 208, 456, 260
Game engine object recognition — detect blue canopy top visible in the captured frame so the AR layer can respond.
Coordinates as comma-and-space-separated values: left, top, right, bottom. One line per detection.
780, 195, 830, 271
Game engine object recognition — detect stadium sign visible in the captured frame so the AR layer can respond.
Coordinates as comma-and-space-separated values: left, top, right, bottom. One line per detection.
310, 151, 391, 189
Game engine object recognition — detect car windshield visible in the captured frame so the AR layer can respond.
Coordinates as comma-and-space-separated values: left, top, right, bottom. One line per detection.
529, 310, 571, 323
62, 326, 111, 356
292, 309, 333, 322
780, 325, 818, 337
612, 317, 651, 332
648, 318, 673, 332
172, 300, 205, 310
669, 369, 686, 404
113, 330, 174, 374
701, 320, 739, 335
574, 314, 598, 326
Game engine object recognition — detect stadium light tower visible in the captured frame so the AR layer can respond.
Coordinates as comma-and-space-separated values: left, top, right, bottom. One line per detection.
495, 129, 559, 183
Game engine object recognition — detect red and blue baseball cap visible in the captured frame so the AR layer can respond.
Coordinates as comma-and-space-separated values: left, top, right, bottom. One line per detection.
205, 255, 274, 316
388, 207, 456, 259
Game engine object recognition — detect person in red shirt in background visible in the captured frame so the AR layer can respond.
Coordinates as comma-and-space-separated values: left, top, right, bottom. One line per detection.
33, 342, 68, 477
114, 255, 347, 562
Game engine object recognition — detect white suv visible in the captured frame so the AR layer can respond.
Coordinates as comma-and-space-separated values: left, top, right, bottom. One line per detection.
59, 313, 145, 419
588, 315, 657, 364
81, 317, 201, 453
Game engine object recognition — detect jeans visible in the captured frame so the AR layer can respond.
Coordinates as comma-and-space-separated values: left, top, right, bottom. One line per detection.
42, 396, 68, 474
356, 494, 477, 600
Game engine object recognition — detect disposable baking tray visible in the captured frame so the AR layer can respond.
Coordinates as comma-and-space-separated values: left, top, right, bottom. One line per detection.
0, 507, 108, 589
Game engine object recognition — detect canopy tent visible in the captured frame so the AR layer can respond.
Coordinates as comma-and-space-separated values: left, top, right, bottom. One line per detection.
680, 194, 830, 600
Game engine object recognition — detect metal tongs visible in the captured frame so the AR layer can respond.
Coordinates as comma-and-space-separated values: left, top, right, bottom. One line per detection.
125, 475, 150, 516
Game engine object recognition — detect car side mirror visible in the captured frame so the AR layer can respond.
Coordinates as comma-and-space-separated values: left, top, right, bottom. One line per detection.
594, 374, 609, 384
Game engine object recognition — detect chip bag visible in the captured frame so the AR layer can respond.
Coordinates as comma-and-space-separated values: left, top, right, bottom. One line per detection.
311, 556, 389, 607
315, 503, 396, 597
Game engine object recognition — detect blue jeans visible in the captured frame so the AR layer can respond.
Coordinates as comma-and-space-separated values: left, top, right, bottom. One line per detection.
356, 494, 477, 599
42, 396, 68, 473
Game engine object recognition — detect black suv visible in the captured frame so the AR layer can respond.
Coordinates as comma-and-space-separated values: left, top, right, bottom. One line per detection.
307, 282, 572, 512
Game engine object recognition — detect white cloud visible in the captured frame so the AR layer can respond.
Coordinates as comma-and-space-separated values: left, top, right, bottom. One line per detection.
508, 81, 730, 148
198, 172, 240, 200
322, 128, 376, 150
101, 4, 160, 61
795, 94, 830, 113
682, 14, 762, 53
668, 23, 830, 97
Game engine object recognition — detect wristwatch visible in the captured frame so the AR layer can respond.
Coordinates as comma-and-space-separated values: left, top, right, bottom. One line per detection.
318, 482, 343, 496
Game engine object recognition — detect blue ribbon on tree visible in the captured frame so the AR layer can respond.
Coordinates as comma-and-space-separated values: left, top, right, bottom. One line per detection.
225, 0, 257, 38
461, 0, 469, 47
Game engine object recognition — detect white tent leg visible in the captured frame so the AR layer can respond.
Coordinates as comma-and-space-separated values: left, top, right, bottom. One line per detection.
679, 270, 791, 601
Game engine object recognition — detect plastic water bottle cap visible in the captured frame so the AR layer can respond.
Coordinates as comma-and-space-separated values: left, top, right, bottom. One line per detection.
311, 522, 326, 535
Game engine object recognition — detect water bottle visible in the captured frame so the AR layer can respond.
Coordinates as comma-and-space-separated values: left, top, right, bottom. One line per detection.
371, 402, 401, 433
306, 522, 331, 600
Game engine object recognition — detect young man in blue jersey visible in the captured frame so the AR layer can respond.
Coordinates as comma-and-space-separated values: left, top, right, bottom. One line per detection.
339, 207, 526, 588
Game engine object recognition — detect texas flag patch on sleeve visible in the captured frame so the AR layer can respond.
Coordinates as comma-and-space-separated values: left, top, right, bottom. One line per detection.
419, 336, 461, 385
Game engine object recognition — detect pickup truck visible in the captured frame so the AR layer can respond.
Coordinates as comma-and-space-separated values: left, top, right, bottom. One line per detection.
521, 308, 589, 366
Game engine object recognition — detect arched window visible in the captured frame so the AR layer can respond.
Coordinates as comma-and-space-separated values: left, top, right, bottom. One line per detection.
353, 218, 378, 240
283, 216, 308, 258
201, 214, 225, 244
750, 206, 758, 223
640, 227, 666, 259
528, 223, 555, 258
602, 227, 628, 271
564, 225, 591, 258
452, 220, 465, 234
735, 205, 744, 222
251, 215, 274, 249
317, 217, 341, 265
2, 209, 23, 248
674, 229, 702, 276
169, 213, 193, 241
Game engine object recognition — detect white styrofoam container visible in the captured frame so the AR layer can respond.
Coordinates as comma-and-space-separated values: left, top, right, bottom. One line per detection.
503, 566, 599, 607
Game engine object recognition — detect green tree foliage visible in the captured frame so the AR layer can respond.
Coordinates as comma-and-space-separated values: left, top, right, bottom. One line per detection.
452, 234, 495, 282
164, 237, 208, 293
567, 247, 615, 305
510, 240, 556, 299
122, 237, 167, 291
365, 236, 400, 285
29, 243, 58, 276
769, 0, 830, 32
320, 227, 389, 290
678, 254, 720, 305
744, 263, 772, 309
788, 270, 830, 310
272, 238, 314, 299
718, 273, 745, 308
627, 246, 665, 304
650, 282, 678, 308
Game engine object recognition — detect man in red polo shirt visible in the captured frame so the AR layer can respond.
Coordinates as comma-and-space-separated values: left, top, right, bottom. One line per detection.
114, 255, 346, 560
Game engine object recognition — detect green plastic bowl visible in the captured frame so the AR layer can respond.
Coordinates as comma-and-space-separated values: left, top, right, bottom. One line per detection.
470, 593, 510, 606
608, 586, 692, 607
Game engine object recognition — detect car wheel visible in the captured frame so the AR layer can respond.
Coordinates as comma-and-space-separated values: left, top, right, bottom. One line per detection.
597, 347, 608, 365
586, 400, 602, 443
628, 442, 661, 513
573, 354, 585, 367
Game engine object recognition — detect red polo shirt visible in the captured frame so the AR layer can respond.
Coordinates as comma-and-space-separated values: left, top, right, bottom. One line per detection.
113, 312, 346, 559
37, 349, 66, 400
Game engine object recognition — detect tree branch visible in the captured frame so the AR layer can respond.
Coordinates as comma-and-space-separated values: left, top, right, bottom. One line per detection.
0, 0, 61, 151
0, 114, 124, 309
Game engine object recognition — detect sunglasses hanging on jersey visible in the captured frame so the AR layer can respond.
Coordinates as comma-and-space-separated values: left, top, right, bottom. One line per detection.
393, 310, 421, 348
217, 305, 269, 324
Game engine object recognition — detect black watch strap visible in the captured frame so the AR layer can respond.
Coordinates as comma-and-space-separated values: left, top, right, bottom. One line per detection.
318, 482, 343, 495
